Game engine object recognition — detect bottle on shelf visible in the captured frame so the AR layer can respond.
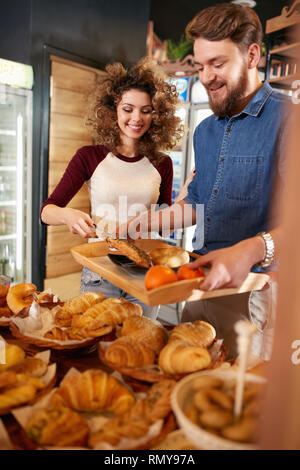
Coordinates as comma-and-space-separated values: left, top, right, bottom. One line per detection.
0, 211, 5, 235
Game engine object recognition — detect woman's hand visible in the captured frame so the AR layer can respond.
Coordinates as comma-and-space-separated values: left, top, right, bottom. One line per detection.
187, 237, 266, 291
62, 208, 96, 238
175, 168, 196, 203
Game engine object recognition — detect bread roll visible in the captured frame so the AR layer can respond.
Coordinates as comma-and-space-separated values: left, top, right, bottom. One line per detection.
120, 316, 166, 354
158, 341, 211, 375
169, 320, 216, 349
150, 247, 190, 268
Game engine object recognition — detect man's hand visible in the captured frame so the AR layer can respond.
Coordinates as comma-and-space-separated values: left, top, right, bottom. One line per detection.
187, 237, 266, 291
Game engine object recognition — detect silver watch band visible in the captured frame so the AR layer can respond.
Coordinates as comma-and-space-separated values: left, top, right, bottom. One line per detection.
256, 231, 275, 268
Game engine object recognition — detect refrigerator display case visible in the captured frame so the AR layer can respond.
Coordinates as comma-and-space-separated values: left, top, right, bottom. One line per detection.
0, 59, 33, 284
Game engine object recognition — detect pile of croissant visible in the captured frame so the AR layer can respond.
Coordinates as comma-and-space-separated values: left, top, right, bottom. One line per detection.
25, 368, 175, 449
102, 316, 218, 377
0, 343, 48, 411
44, 292, 143, 341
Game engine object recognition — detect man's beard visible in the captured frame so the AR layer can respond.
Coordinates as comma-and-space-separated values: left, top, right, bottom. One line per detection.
207, 65, 249, 117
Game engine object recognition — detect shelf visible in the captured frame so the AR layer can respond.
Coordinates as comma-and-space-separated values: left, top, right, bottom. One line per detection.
270, 42, 300, 59
268, 74, 300, 87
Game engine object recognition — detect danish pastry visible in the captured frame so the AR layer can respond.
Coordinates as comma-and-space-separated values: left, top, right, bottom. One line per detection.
6, 283, 37, 315
26, 405, 89, 447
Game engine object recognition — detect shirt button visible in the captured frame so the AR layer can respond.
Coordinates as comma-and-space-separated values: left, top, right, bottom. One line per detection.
220, 157, 225, 162
213, 189, 218, 194
227, 127, 231, 132
206, 217, 211, 222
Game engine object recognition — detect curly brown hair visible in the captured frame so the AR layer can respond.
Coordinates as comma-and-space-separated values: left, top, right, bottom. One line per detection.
85, 58, 183, 166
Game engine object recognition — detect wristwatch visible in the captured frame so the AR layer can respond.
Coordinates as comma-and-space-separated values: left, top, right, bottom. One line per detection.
256, 231, 275, 268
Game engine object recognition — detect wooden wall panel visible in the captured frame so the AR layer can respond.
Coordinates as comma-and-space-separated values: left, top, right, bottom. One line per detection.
45, 56, 104, 279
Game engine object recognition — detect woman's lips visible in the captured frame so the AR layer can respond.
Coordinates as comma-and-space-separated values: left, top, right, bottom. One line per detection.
127, 124, 143, 132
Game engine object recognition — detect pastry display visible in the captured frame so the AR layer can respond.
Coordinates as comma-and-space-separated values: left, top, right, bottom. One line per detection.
88, 378, 176, 449
120, 316, 167, 355
54, 292, 106, 327
168, 321, 216, 349
50, 369, 135, 415
106, 237, 152, 268
104, 336, 156, 368
150, 246, 190, 268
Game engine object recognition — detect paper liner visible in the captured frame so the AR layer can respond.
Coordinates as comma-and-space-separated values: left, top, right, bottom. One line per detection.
98, 338, 228, 383
11, 367, 175, 450
9, 301, 111, 350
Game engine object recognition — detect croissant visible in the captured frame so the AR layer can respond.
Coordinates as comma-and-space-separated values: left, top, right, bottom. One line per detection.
104, 337, 156, 368
0, 381, 42, 410
88, 379, 175, 449
55, 292, 106, 327
169, 321, 216, 349
71, 298, 142, 334
50, 369, 135, 415
120, 316, 167, 355
26, 405, 89, 447
6, 283, 37, 315
7, 357, 47, 377
158, 341, 211, 375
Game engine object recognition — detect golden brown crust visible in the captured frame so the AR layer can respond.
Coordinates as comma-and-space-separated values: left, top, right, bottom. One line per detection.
71, 298, 142, 335
26, 406, 89, 447
55, 292, 106, 327
158, 342, 211, 375
169, 321, 216, 349
106, 237, 152, 268
0, 343, 26, 372
120, 316, 167, 355
150, 247, 190, 268
7, 357, 48, 377
6, 283, 37, 315
104, 337, 156, 368
0, 284, 8, 297
50, 369, 135, 415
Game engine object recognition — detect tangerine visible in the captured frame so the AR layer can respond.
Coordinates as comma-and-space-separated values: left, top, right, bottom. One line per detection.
177, 264, 205, 281
144, 265, 178, 290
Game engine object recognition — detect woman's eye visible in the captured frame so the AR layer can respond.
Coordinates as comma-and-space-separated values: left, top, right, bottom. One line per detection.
122, 108, 132, 113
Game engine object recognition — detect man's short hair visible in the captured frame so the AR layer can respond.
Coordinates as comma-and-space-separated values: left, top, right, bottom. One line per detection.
186, 2, 263, 51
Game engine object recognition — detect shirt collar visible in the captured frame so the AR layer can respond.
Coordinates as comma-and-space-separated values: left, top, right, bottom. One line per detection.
215, 81, 273, 120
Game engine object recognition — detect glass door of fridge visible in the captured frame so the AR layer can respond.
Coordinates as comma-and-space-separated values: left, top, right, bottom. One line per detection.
0, 84, 32, 284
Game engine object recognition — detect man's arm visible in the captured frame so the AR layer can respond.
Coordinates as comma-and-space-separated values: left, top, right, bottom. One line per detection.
188, 228, 281, 291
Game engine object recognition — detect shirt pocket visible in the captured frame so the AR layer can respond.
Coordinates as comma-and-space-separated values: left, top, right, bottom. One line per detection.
225, 155, 263, 201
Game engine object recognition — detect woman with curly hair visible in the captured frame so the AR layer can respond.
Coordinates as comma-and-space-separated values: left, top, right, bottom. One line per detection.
40, 58, 185, 318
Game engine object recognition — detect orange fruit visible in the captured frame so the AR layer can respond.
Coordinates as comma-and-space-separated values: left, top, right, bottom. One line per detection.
177, 264, 205, 281
145, 265, 178, 290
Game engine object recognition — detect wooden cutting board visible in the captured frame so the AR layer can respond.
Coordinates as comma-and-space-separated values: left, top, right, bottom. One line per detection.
70, 239, 269, 306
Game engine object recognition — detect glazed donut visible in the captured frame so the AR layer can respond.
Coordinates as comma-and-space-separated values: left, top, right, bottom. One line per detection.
6, 283, 37, 315
150, 247, 190, 268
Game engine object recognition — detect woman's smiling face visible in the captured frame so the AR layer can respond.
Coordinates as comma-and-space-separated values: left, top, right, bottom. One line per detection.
116, 89, 153, 142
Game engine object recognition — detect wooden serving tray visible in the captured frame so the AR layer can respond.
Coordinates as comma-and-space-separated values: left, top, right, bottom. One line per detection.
71, 239, 269, 306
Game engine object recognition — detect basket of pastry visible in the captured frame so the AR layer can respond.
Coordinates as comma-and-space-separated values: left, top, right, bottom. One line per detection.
171, 369, 266, 450
9, 291, 143, 350
0, 282, 62, 327
12, 368, 176, 450
0, 338, 56, 415
98, 317, 227, 383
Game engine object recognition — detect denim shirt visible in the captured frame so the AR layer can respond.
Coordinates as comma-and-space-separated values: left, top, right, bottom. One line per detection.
184, 82, 289, 259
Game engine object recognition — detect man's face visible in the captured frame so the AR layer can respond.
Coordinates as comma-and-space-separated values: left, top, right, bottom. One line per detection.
194, 37, 250, 117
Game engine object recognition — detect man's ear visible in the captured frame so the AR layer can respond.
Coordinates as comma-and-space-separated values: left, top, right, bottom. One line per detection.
248, 43, 261, 69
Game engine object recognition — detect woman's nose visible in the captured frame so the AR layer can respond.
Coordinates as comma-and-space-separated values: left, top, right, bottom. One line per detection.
131, 109, 142, 122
